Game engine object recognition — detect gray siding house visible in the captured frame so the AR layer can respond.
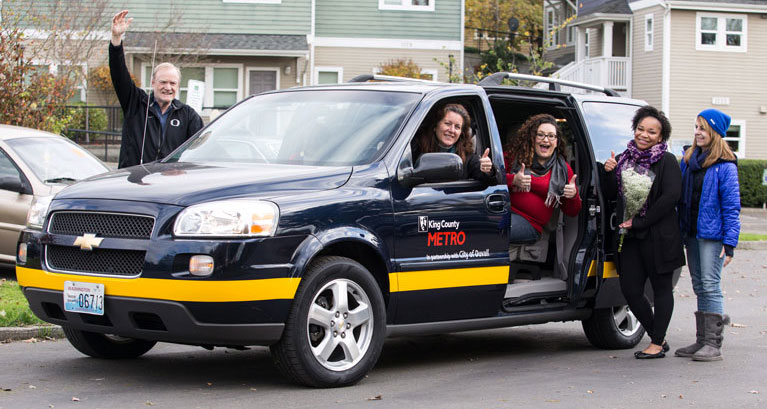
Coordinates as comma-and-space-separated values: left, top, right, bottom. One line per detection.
543, 0, 767, 159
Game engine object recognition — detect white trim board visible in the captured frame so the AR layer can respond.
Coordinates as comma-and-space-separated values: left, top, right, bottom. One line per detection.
313, 37, 462, 51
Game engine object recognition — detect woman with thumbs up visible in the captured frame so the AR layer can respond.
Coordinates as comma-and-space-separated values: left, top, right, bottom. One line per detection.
412, 103, 496, 183
504, 114, 581, 244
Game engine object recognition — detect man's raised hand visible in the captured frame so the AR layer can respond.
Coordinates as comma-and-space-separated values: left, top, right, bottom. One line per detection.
111, 10, 133, 46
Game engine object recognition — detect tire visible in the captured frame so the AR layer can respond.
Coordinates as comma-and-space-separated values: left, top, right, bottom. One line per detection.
581, 305, 645, 349
270, 256, 386, 388
63, 326, 156, 359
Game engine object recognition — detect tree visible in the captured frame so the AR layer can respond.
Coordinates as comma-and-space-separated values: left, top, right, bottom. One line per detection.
0, 0, 114, 132
377, 59, 432, 80
465, 0, 542, 52
0, 27, 76, 133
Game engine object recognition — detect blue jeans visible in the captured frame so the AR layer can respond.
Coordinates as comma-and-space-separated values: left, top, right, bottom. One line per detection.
509, 212, 540, 244
685, 237, 725, 314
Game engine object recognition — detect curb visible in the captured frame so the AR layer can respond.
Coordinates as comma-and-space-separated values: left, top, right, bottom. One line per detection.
738, 241, 767, 250
0, 325, 64, 342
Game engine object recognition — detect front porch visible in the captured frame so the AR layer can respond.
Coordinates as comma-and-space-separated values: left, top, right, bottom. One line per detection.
551, 56, 631, 95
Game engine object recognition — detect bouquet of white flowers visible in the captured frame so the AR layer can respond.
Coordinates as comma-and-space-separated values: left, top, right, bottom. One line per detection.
618, 166, 655, 252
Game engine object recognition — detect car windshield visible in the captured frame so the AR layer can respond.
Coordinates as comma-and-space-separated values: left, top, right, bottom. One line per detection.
581, 101, 643, 163
6, 137, 109, 184
168, 90, 420, 166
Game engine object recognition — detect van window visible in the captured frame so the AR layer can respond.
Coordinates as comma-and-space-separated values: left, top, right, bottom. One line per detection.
581, 102, 642, 163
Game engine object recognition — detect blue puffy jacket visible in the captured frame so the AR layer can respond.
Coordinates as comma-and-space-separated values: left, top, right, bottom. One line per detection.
680, 159, 741, 247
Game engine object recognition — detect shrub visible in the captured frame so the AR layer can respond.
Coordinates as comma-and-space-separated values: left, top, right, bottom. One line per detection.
69, 104, 108, 132
737, 159, 767, 208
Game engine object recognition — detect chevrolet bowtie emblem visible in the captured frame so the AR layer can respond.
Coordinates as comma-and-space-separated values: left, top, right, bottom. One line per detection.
73, 233, 103, 251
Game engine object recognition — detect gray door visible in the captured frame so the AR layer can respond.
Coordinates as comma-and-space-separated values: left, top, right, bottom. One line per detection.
249, 71, 277, 96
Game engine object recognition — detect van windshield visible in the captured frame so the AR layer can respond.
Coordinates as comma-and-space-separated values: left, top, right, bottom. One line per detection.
168, 90, 420, 166
581, 102, 643, 163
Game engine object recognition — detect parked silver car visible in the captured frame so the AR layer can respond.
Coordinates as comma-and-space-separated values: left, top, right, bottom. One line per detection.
0, 124, 110, 267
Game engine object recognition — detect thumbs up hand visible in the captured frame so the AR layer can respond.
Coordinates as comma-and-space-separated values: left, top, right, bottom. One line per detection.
512, 163, 531, 192
480, 148, 493, 175
604, 151, 617, 172
563, 174, 578, 199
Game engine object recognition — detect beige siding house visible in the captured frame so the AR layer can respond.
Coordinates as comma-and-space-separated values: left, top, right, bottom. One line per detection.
545, 0, 767, 158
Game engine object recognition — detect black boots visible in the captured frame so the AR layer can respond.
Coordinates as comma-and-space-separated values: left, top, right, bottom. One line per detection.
676, 311, 730, 361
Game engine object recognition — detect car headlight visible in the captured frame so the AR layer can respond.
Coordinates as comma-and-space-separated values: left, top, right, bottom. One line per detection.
173, 200, 279, 237
26, 195, 54, 230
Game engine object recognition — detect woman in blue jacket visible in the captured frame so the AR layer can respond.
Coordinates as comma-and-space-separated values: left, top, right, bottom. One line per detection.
676, 108, 741, 362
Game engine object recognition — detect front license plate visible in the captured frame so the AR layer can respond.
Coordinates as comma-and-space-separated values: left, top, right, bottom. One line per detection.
63, 281, 105, 316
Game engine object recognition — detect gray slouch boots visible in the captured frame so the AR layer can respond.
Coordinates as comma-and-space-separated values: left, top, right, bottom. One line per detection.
675, 311, 730, 361
674, 311, 705, 357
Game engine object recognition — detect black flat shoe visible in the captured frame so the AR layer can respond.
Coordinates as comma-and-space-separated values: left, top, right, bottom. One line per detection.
662, 342, 670, 353
634, 350, 666, 359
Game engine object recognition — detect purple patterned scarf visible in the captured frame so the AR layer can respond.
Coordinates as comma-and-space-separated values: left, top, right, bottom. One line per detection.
616, 140, 668, 216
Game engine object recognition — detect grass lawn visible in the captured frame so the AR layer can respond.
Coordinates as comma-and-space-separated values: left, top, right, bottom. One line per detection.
0, 279, 44, 327
740, 233, 767, 241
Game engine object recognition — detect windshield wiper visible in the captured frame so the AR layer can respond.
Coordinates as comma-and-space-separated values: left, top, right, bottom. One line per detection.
44, 177, 78, 184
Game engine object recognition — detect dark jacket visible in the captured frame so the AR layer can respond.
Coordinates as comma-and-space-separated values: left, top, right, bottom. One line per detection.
109, 43, 204, 169
680, 156, 740, 247
603, 151, 685, 273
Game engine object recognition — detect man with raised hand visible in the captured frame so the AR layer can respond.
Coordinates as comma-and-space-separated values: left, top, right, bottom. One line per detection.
110, 10, 203, 169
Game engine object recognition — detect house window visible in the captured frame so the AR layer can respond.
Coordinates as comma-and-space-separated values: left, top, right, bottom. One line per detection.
379, 0, 434, 12
645, 14, 654, 51
565, 7, 575, 45
179, 67, 205, 103
315, 67, 343, 85
584, 29, 590, 58
696, 13, 746, 52
724, 120, 745, 158
28, 63, 86, 103
545, 8, 558, 48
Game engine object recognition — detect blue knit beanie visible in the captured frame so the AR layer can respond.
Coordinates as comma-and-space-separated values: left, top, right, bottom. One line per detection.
698, 108, 731, 137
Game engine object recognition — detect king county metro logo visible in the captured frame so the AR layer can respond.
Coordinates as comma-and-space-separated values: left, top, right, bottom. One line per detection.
418, 216, 429, 233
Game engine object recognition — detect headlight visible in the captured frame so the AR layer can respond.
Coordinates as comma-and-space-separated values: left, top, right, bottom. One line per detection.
173, 200, 279, 237
26, 195, 54, 229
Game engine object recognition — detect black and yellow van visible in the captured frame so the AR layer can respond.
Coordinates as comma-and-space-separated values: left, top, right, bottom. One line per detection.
16, 73, 678, 387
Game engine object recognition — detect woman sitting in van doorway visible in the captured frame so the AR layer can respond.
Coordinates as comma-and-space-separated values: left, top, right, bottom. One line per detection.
675, 109, 740, 362
602, 105, 685, 359
412, 103, 496, 183
504, 113, 581, 244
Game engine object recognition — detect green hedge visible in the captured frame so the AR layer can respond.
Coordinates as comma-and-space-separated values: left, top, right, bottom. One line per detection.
737, 159, 767, 208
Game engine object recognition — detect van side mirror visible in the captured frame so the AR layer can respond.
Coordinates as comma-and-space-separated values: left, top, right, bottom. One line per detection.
400, 152, 463, 187
0, 175, 29, 194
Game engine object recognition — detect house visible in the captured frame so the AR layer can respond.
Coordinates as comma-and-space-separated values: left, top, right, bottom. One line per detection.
3, 0, 462, 114
543, 0, 767, 158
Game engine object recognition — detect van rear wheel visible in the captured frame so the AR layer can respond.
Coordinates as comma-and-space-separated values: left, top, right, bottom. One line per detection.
582, 305, 644, 349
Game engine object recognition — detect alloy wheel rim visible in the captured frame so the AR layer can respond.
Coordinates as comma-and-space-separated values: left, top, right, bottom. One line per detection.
306, 278, 374, 371
612, 305, 641, 337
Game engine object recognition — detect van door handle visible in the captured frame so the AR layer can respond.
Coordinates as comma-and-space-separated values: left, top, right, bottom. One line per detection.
485, 194, 506, 213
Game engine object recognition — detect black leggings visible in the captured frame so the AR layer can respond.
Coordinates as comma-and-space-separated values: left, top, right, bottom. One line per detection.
618, 237, 675, 346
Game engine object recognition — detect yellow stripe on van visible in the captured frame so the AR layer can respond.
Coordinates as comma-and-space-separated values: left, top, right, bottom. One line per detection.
587, 261, 618, 278
16, 266, 300, 302
389, 266, 509, 292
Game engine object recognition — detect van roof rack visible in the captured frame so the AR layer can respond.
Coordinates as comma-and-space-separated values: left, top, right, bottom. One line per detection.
348, 74, 436, 83
478, 72, 620, 97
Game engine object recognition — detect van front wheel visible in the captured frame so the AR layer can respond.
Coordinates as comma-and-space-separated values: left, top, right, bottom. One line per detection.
271, 256, 386, 387
582, 305, 644, 349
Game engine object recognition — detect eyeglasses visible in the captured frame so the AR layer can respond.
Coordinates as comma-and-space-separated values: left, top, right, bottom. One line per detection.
535, 133, 558, 141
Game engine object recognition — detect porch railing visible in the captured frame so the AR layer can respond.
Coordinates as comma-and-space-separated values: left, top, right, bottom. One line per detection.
550, 56, 631, 94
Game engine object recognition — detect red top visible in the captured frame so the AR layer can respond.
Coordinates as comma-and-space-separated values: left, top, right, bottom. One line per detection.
506, 162, 582, 233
